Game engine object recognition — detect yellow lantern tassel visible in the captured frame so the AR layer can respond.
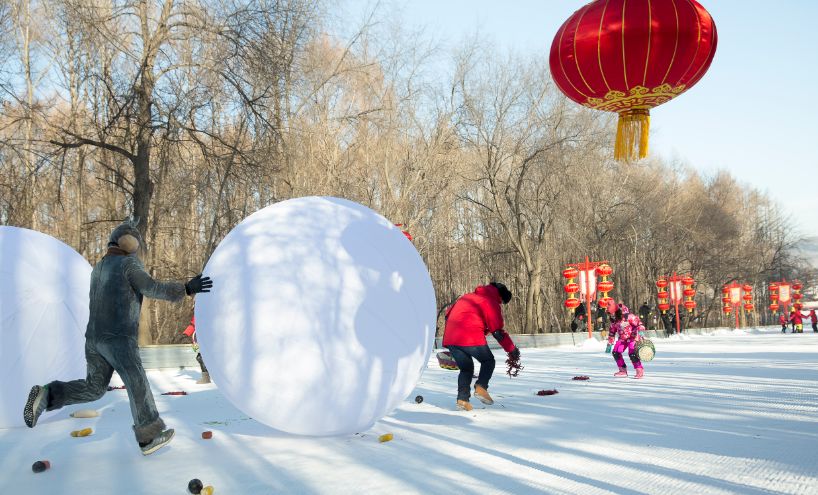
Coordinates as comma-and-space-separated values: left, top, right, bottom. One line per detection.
614, 109, 650, 161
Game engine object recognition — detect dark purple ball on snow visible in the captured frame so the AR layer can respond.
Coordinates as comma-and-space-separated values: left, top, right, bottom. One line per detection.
415, 395, 423, 403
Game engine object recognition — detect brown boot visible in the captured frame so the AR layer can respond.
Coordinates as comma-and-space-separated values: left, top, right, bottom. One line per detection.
196, 372, 211, 384
456, 400, 473, 411
474, 385, 494, 405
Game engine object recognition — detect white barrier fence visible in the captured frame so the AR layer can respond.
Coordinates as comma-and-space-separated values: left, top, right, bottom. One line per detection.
139, 326, 747, 370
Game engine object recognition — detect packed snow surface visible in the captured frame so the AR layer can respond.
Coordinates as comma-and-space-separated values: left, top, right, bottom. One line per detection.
2, 327, 816, 494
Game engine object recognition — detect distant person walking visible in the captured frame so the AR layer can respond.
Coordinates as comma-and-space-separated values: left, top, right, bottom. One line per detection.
808, 309, 817, 333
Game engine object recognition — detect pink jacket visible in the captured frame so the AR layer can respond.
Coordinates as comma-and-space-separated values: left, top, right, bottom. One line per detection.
608, 314, 644, 343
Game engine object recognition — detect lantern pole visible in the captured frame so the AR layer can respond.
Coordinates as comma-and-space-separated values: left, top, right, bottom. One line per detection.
673, 272, 681, 335
585, 256, 594, 339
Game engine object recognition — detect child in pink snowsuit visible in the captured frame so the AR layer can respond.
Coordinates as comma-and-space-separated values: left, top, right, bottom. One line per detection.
608, 310, 646, 378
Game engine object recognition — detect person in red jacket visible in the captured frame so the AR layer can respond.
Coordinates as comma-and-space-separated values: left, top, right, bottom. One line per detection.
790, 309, 804, 333
779, 313, 788, 333
809, 309, 817, 333
182, 309, 210, 384
442, 282, 520, 411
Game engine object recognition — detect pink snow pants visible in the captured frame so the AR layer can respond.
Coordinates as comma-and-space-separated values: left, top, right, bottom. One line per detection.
612, 340, 643, 369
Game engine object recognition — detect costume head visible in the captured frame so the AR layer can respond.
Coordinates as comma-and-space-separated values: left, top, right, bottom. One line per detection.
108, 218, 143, 254
490, 282, 512, 305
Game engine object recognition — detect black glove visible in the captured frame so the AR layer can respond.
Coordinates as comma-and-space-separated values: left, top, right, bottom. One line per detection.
508, 348, 521, 361
185, 274, 213, 295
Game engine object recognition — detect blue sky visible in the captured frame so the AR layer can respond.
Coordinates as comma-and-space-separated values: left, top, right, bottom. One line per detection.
345, 1, 818, 240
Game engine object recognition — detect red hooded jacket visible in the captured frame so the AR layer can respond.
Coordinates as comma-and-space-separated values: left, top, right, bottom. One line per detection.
790, 311, 803, 325
442, 285, 516, 352
809, 310, 817, 324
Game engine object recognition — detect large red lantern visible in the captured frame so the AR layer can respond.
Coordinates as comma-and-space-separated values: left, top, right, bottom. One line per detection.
656, 279, 668, 289
563, 267, 579, 279
549, 0, 717, 161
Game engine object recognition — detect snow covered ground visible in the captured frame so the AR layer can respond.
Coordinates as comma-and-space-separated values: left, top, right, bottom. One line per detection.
2, 326, 817, 494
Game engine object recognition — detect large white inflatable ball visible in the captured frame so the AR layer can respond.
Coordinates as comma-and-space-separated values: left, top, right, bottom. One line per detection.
0, 227, 90, 429
196, 197, 436, 436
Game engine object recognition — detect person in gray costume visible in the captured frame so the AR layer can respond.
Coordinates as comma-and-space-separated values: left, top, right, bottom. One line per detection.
23, 219, 213, 455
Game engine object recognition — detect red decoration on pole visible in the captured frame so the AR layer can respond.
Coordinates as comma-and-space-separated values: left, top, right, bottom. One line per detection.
722, 282, 753, 329
770, 280, 794, 316
549, 0, 717, 161
657, 273, 694, 334
565, 257, 611, 338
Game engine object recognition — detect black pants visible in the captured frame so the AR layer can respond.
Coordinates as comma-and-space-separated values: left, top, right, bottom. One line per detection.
196, 352, 208, 373
812, 322, 817, 333
447, 345, 496, 401
45, 337, 165, 444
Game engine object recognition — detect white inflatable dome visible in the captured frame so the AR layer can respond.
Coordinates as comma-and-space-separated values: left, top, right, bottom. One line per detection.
0, 227, 90, 429
196, 197, 436, 436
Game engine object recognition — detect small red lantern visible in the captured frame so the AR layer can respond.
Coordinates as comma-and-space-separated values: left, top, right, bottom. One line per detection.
744, 303, 754, 311
742, 284, 753, 293
742, 294, 753, 302
721, 296, 731, 304
793, 293, 803, 301
683, 288, 696, 298
656, 279, 668, 289
721, 287, 730, 294
682, 276, 695, 286
597, 281, 614, 293
564, 283, 580, 294
770, 294, 779, 302
768, 283, 779, 292
565, 298, 581, 310
563, 267, 579, 279
595, 264, 613, 277
598, 296, 614, 307
794, 303, 803, 311
722, 306, 731, 314
657, 291, 669, 299
684, 300, 696, 310
769, 303, 780, 312
793, 282, 803, 291
658, 303, 670, 312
